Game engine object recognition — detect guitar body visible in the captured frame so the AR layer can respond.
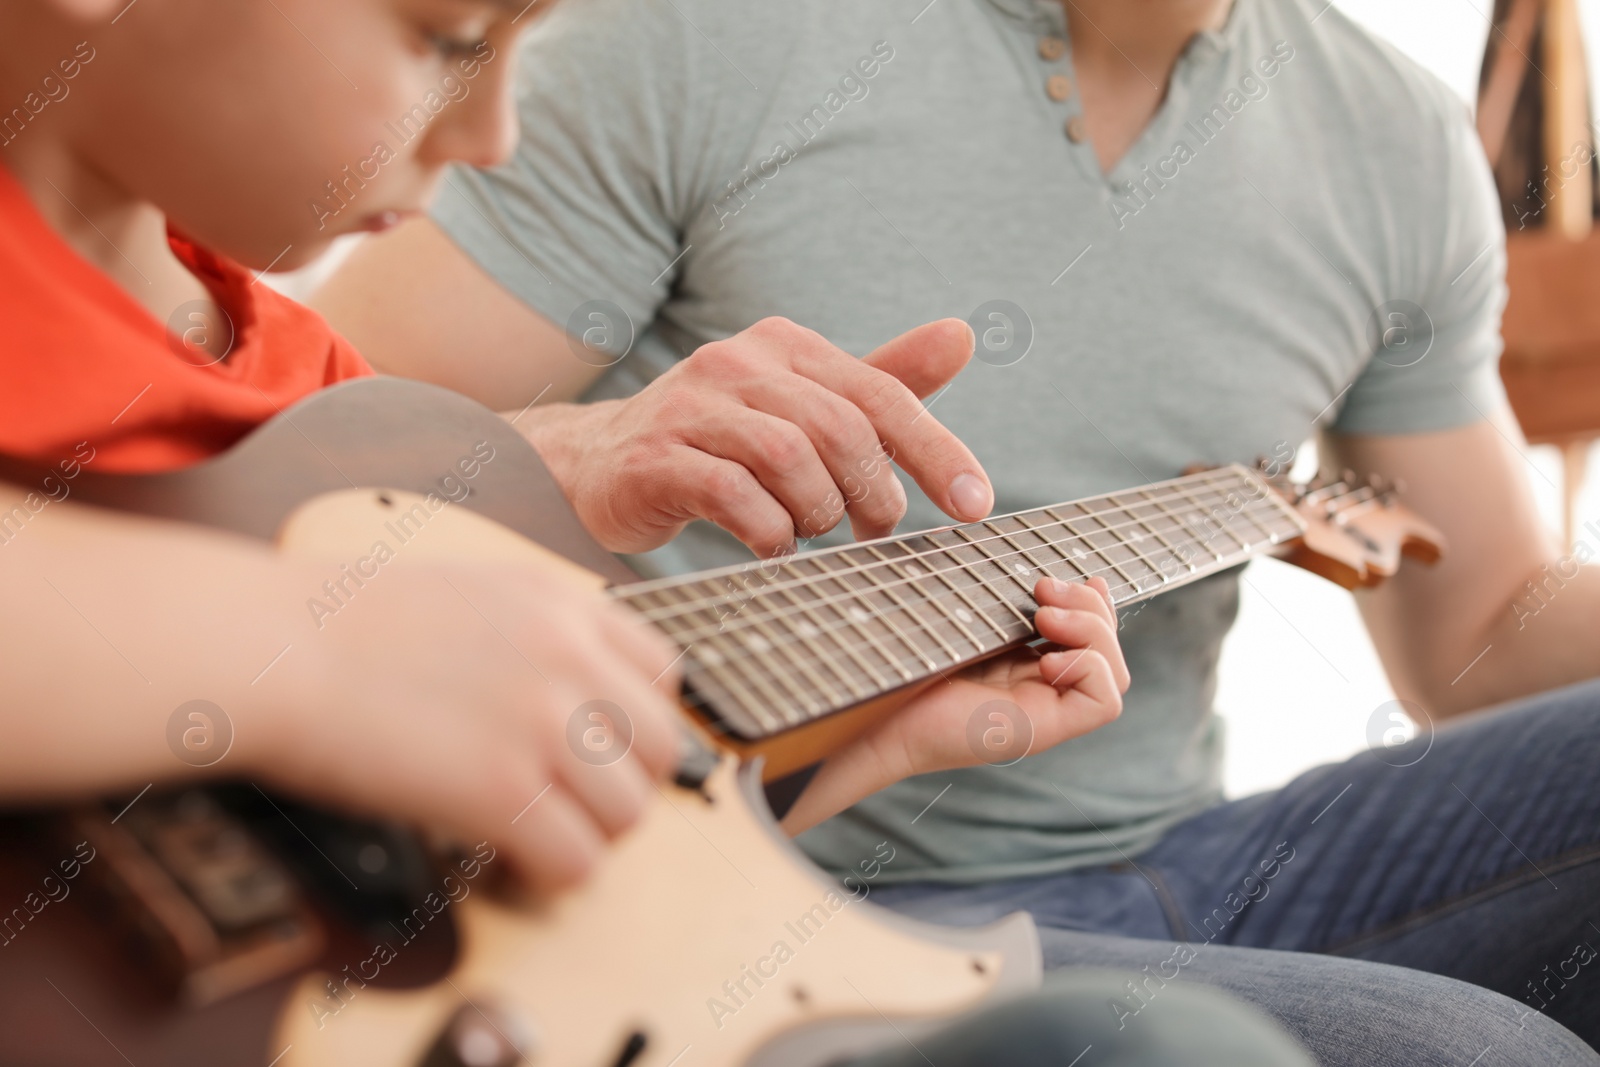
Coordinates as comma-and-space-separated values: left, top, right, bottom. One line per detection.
0, 378, 1036, 1067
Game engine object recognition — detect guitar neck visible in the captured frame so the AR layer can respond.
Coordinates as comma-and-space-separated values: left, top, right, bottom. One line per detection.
614, 464, 1306, 742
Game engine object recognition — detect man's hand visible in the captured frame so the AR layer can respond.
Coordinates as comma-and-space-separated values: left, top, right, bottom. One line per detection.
515, 317, 995, 557
780, 577, 1130, 834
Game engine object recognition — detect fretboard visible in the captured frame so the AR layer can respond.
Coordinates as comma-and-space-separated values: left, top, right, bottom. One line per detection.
613, 465, 1305, 741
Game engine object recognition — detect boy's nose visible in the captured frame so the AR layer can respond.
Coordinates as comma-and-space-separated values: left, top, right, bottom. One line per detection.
421, 66, 521, 170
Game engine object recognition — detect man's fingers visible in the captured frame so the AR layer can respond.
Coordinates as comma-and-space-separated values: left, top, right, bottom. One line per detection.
672, 450, 800, 557
741, 376, 908, 541
800, 349, 993, 524
697, 406, 854, 541
862, 318, 975, 399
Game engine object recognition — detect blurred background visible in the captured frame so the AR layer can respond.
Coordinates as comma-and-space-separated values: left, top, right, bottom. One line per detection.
1221, 0, 1600, 795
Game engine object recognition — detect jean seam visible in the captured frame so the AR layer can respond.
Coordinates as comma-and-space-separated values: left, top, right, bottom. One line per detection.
1320, 842, 1600, 957
1133, 862, 1193, 942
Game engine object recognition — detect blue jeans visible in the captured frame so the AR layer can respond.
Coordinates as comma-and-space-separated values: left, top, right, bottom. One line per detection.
868, 678, 1600, 1066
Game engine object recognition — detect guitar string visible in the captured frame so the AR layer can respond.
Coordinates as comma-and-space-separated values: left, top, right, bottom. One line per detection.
683, 476, 1388, 724
624, 469, 1277, 624
648, 495, 1297, 719
670, 512, 1278, 729
648, 492, 1287, 649
639, 490, 1294, 689
619, 468, 1250, 619
664, 494, 1286, 669
663, 473, 1385, 647
628, 479, 1291, 634
634, 476, 1373, 723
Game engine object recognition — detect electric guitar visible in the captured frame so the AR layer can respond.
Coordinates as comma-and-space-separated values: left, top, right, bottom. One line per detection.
0, 377, 1443, 1067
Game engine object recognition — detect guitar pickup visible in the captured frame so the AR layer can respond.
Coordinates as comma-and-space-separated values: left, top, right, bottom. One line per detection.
65, 789, 324, 1006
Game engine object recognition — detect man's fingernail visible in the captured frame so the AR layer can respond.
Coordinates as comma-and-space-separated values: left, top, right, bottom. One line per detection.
949, 472, 992, 519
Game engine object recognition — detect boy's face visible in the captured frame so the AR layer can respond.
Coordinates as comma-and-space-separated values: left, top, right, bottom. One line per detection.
70, 0, 528, 269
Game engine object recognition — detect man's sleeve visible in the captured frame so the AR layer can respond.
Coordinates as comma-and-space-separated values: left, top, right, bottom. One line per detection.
429, 0, 712, 334
1331, 95, 1510, 436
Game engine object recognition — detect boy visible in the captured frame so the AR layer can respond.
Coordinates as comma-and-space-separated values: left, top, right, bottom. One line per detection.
0, 0, 1312, 1063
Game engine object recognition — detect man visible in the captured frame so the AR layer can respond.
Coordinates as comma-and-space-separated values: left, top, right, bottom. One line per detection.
317, 0, 1600, 1060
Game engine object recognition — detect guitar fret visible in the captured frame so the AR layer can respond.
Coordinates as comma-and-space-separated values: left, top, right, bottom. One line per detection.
1172, 484, 1235, 561
1042, 507, 1096, 579
979, 521, 1043, 598
807, 554, 916, 683
738, 597, 843, 721
951, 526, 1035, 623
923, 532, 1018, 648
988, 517, 1061, 590
889, 538, 989, 653
865, 545, 964, 664
673, 581, 801, 727
1106, 496, 1173, 596
1142, 489, 1201, 578
835, 548, 941, 672
701, 574, 821, 725
767, 567, 873, 704
1061, 513, 1137, 600
1098, 498, 1159, 593
783, 559, 902, 694
648, 584, 783, 734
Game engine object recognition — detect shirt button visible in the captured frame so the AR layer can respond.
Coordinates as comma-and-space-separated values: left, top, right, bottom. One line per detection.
1046, 74, 1073, 101
1065, 115, 1088, 143
1038, 36, 1066, 61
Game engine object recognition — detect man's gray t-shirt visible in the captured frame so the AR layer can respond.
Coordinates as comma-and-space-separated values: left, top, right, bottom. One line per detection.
432, 0, 1507, 884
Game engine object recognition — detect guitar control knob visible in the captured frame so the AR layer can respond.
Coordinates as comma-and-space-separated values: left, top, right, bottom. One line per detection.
418, 1000, 535, 1067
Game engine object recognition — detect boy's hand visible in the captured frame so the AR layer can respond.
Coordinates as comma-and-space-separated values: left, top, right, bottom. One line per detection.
255, 563, 683, 895
780, 577, 1129, 834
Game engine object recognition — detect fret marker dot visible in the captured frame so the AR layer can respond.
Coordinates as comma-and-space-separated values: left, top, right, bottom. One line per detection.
905, 563, 923, 575
1130, 530, 1145, 542
797, 621, 819, 638
698, 647, 724, 667
744, 634, 771, 653
1013, 563, 1030, 576
956, 608, 974, 623
850, 606, 873, 623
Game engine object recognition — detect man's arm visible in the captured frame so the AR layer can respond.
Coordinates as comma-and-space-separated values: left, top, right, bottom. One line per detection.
315, 220, 997, 558
1324, 409, 1600, 716
314, 218, 587, 411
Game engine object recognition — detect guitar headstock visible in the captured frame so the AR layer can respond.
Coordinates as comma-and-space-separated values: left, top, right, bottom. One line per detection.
1260, 465, 1446, 590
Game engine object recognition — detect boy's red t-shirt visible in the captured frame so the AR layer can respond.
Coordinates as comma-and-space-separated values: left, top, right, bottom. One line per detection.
0, 165, 372, 473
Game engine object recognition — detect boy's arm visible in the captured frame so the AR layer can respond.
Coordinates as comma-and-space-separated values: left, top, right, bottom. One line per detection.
0, 481, 683, 893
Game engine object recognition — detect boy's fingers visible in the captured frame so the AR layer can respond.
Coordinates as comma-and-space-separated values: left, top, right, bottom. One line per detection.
1038, 648, 1122, 716
504, 786, 607, 894
1034, 606, 1130, 690
559, 756, 653, 839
